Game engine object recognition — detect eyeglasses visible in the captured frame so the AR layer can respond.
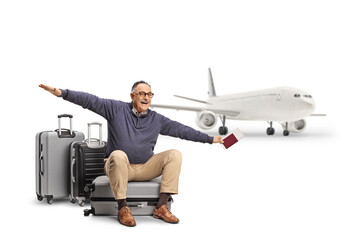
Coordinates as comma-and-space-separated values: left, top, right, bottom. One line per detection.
133, 91, 155, 98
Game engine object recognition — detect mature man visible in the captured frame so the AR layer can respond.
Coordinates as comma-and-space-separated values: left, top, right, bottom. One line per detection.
39, 81, 223, 227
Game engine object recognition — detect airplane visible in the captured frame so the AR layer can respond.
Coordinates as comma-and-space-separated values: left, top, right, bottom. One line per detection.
151, 68, 325, 136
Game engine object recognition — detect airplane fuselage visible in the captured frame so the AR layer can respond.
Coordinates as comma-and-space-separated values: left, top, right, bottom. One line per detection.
207, 86, 316, 122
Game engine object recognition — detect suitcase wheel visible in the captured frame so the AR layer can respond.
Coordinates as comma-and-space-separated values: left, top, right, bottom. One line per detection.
36, 193, 43, 201
84, 209, 92, 216
84, 184, 95, 193
79, 201, 85, 207
70, 198, 76, 204
46, 197, 54, 205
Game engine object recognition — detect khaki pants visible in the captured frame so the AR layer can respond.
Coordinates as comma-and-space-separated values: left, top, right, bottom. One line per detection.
104, 149, 182, 200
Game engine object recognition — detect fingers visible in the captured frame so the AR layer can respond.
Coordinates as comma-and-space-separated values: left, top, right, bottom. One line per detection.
213, 136, 224, 144
39, 84, 61, 96
39, 84, 53, 91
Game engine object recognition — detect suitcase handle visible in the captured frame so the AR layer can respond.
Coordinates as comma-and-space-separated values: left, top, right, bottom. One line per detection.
40, 156, 44, 176
71, 158, 76, 183
57, 114, 74, 138
86, 122, 104, 147
58, 114, 73, 119
128, 203, 144, 208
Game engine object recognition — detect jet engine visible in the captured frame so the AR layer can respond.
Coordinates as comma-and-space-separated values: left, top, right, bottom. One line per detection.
195, 111, 218, 130
281, 119, 307, 133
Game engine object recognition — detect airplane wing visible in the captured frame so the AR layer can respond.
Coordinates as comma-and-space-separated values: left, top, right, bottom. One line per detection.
150, 104, 240, 117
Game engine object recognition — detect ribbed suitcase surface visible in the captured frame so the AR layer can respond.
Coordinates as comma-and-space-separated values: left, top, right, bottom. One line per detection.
70, 141, 106, 206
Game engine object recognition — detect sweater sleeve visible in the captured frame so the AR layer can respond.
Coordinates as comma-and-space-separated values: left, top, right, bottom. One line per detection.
159, 115, 213, 144
60, 89, 119, 120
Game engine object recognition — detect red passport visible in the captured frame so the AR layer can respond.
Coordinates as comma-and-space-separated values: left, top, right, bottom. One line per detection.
221, 128, 243, 149
223, 133, 238, 149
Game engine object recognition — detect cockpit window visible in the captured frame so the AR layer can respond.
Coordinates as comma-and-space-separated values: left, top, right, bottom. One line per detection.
294, 94, 312, 98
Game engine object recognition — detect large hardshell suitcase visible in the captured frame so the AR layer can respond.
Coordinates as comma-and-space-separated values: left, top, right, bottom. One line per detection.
84, 176, 173, 216
70, 122, 107, 206
36, 114, 85, 204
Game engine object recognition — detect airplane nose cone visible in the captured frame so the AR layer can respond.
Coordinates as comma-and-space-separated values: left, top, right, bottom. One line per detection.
310, 100, 316, 112
302, 96, 316, 112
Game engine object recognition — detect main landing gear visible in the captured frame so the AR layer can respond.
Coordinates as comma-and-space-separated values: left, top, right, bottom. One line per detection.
283, 122, 290, 136
266, 121, 275, 135
218, 115, 228, 135
266, 121, 290, 136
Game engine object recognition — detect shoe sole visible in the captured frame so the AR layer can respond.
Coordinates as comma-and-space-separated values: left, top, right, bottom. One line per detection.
119, 221, 136, 227
118, 219, 136, 227
153, 214, 179, 224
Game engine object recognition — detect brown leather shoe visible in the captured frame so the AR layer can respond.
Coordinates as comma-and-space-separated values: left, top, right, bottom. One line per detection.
153, 205, 179, 223
118, 206, 136, 227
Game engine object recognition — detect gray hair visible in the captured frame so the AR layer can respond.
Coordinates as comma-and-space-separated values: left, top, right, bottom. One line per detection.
131, 80, 151, 93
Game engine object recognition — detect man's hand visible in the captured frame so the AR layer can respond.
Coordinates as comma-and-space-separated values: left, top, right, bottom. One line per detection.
213, 136, 224, 144
39, 84, 62, 97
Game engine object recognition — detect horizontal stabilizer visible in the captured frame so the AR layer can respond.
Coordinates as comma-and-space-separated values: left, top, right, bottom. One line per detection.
173, 95, 210, 104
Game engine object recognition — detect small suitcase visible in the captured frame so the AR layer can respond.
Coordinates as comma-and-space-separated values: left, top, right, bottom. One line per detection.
36, 114, 85, 204
69, 122, 107, 206
84, 176, 173, 216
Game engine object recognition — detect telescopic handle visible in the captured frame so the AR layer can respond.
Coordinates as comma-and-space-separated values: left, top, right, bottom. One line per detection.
87, 122, 103, 147
58, 114, 73, 136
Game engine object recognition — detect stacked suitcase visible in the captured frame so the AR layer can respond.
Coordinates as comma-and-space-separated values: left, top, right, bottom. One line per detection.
84, 176, 173, 216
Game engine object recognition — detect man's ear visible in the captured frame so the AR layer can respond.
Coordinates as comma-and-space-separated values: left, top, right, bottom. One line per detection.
130, 92, 135, 100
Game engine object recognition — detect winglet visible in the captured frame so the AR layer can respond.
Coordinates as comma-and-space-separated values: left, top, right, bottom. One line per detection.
208, 68, 216, 98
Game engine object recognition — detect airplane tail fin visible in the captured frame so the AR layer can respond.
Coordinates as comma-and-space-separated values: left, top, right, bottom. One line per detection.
208, 68, 216, 98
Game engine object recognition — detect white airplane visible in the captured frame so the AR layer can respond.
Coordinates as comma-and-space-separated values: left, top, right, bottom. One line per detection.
151, 68, 325, 136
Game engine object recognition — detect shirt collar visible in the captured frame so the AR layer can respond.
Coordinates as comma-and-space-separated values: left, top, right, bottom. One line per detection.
131, 105, 148, 117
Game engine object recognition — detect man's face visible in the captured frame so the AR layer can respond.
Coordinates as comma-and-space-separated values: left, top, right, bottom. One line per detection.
130, 83, 153, 114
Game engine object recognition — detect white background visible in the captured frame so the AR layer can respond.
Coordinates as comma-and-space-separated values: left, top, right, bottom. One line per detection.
1, 0, 359, 239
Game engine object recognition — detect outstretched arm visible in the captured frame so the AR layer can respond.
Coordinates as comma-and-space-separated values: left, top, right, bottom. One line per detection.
38, 84, 120, 120
160, 116, 224, 144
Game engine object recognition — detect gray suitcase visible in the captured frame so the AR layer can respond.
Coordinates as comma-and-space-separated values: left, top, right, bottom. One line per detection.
36, 114, 85, 204
84, 176, 173, 216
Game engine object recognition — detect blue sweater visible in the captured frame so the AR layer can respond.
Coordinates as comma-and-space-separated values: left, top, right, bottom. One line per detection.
60, 89, 214, 164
